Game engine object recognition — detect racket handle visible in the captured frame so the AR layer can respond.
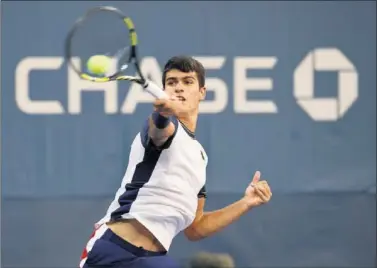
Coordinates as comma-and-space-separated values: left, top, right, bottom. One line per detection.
143, 80, 168, 99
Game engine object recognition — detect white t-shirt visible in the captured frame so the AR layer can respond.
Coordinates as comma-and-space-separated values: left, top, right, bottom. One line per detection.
96, 117, 208, 251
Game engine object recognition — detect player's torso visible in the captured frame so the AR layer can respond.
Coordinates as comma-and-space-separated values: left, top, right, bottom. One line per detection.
151, 123, 208, 203
129, 122, 207, 218
99, 122, 207, 250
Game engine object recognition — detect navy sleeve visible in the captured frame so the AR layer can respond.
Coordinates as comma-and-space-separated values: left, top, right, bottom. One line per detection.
198, 185, 207, 198
140, 116, 179, 149
140, 118, 150, 148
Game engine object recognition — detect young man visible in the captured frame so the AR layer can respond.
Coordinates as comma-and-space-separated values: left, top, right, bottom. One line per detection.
79, 56, 272, 268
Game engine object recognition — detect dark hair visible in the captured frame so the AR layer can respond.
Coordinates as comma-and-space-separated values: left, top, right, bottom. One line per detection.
162, 56, 205, 87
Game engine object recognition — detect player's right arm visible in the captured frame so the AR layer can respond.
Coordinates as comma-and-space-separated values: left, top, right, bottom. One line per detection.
147, 111, 176, 147
143, 98, 181, 148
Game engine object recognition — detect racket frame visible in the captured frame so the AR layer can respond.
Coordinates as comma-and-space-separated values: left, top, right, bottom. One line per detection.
64, 6, 146, 84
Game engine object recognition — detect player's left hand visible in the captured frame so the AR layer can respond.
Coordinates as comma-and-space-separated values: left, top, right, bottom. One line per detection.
243, 171, 272, 208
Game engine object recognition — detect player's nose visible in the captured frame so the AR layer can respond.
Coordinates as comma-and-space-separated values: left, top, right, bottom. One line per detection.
174, 87, 184, 93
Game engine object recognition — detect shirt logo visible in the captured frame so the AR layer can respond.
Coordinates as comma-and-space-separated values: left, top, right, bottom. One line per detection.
201, 151, 205, 161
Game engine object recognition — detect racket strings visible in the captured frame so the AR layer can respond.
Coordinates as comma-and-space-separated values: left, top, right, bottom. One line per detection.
68, 10, 133, 78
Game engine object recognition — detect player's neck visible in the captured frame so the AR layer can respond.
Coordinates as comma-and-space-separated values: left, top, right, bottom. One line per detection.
178, 113, 198, 134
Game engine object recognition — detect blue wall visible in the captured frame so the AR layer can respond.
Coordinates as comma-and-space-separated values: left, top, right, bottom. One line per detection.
1, 1, 376, 267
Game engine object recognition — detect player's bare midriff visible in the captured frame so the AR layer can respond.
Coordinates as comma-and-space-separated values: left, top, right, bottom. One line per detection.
106, 219, 166, 252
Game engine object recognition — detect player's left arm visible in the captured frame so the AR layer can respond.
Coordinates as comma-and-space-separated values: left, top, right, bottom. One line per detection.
184, 171, 271, 241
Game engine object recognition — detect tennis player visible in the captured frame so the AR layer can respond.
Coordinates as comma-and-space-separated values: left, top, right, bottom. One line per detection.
79, 56, 272, 268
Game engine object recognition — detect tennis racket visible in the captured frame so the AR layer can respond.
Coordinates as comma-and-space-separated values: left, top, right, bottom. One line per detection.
64, 6, 167, 99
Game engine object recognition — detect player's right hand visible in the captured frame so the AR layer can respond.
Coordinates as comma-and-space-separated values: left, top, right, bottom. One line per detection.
153, 97, 188, 118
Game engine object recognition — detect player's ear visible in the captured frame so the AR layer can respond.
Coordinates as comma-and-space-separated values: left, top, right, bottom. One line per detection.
199, 86, 206, 101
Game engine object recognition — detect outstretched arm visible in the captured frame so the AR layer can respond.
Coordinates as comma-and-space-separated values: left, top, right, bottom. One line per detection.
145, 97, 184, 147
184, 171, 272, 241
147, 111, 176, 147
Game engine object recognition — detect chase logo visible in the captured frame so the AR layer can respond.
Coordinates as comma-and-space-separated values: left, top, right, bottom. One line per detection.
13, 48, 358, 121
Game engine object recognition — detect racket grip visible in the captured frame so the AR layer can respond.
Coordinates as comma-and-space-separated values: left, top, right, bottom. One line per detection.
143, 80, 168, 99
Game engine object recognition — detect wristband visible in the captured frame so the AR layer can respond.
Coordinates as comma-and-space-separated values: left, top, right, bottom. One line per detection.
152, 111, 171, 129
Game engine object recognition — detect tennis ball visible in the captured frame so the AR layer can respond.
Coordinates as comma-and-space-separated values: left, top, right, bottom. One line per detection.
86, 55, 111, 75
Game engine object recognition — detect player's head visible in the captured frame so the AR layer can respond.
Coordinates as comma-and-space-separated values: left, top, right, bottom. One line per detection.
162, 56, 206, 114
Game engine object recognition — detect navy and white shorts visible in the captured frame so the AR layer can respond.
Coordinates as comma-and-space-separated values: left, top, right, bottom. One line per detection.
79, 224, 179, 268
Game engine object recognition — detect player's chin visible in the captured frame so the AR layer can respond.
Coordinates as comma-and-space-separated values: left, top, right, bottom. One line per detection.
177, 104, 193, 116
174, 98, 186, 107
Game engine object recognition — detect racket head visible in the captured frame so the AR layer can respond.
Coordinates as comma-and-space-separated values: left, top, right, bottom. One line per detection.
64, 6, 145, 84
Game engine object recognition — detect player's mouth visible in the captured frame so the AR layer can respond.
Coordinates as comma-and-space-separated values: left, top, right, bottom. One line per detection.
176, 96, 186, 102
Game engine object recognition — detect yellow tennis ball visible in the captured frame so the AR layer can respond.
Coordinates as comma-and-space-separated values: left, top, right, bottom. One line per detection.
86, 55, 111, 75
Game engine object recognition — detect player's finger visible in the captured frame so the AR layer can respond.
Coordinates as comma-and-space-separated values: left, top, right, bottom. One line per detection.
251, 171, 261, 186
154, 103, 174, 117
153, 106, 166, 114
264, 183, 272, 196
254, 189, 269, 203
259, 181, 271, 193
154, 103, 172, 114
258, 181, 272, 195
154, 99, 167, 107
254, 185, 270, 202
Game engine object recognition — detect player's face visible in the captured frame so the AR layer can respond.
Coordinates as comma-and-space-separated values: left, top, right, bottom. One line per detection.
164, 69, 206, 113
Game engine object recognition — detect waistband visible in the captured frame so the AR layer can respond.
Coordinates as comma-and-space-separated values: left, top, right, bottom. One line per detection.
101, 228, 167, 257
